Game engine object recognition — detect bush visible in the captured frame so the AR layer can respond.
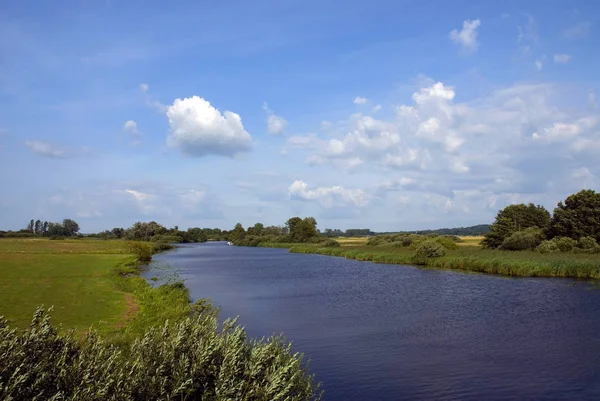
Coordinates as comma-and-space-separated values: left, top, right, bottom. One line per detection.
552, 236, 578, 252
433, 236, 459, 250
578, 236, 598, 250
126, 241, 154, 262
150, 235, 183, 243
499, 227, 544, 251
152, 241, 175, 252
0, 307, 321, 401
321, 239, 340, 247
50, 235, 66, 240
536, 240, 560, 254
415, 240, 446, 258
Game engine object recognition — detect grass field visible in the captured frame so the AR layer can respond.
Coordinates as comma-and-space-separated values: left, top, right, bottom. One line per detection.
0, 238, 191, 339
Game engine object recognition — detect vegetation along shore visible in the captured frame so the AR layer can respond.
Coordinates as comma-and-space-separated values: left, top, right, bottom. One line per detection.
231, 190, 600, 279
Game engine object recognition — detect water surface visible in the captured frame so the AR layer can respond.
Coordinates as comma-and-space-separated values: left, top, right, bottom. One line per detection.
149, 242, 600, 400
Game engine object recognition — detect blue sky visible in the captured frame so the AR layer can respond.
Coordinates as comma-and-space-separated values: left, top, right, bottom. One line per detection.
1, 0, 599, 232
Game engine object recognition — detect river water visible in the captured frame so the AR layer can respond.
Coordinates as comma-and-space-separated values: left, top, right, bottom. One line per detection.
149, 242, 600, 400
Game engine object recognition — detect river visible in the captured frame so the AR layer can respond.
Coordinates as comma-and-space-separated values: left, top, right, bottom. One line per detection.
148, 242, 600, 400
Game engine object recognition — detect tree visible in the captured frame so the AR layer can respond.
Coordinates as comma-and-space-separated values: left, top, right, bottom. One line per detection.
247, 223, 264, 236
481, 203, 550, 249
34, 220, 42, 235
286, 217, 318, 242
548, 189, 600, 241
27, 219, 34, 233
62, 219, 80, 236
42, 221, 49, 236
229, 223, 246, 242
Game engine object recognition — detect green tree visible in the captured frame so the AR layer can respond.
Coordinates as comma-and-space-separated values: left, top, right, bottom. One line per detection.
34, 220, 41, 235
481, 203, 550, 249
27, 219, 34, 233
286, 217, 318, 242
548, 189, 600, 241
229, 223, 246, 241
62, 219, 80, 236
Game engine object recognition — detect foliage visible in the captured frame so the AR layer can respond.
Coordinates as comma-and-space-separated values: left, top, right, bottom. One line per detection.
414, 240, 446, 259
286, 217, 318, 243
0, 307, 321, 401
481, 203, 550, 249
552, 236, 578, 252
536, 240, 560, 254
126, 241, 154, 262
321, 239, 340, 247
578, 236, 598, 250
548, 189, 600, 241
499, 227, 545, 251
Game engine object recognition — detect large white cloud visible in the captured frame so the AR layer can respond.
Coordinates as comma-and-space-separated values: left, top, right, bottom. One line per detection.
288, 180, 371, 209
166, 96, 252, 157
449, 19, 481, 53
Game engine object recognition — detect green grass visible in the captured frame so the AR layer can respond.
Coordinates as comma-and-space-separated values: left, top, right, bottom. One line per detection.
0, 238, 191, 339
285, 244, 600, 279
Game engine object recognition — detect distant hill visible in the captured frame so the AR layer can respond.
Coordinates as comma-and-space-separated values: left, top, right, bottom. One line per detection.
377, 224, 490, 236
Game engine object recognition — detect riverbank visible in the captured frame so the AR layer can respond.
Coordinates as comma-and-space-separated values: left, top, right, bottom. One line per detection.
265, 243, 600, 279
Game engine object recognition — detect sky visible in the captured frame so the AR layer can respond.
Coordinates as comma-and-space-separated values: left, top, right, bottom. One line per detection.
1, 0, 599, 233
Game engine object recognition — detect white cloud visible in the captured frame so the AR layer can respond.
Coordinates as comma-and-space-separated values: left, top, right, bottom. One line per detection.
535, 59, 543, 71
139, 83, 149, 93
122, 120, 141, 143
288, 180, 371, 208
262, 102, 287, 135
353, 96, 367, 105
563, 21, 591, 39
449, 19, 481, 53
24, 140, 83, 159
166, 96, 252, 157
553, 54, 571, 64
373, 105, 382, 113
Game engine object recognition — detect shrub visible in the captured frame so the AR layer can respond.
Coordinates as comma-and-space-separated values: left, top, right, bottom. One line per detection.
578, 236, 598, 250
49, 235, 66, 240
536, 240, 560, 254
126, 241, 154, 262
0, 307, 321, 401
152, 241, 175, 252
150, 235, 183, 243
500, 227, 544, 251
415, 240, 446, 258
321, 239, 340, 247
433, 236, 459, 250
552, 236, 578, 252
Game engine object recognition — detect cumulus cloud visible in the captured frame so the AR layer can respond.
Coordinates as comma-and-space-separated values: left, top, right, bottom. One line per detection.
284, 78, 600, 215
353, 96, 367, 105
139, 83, 149, 93
262, 102, 288, 135
553, 54, 571, 64
288, 180, 371, 208
166, 96, 252, 157
24, 140, 85, 159
449, 19, 481, 52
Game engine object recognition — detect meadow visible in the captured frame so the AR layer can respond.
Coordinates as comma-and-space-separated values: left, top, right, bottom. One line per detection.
0, 238, 190, 339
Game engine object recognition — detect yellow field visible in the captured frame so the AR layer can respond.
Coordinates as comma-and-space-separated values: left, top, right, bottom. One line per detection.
458, 236, 484, 246
336, 237, 369, 246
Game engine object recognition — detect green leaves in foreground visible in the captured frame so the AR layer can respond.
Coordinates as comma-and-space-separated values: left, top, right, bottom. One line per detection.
0, 307, 321, 401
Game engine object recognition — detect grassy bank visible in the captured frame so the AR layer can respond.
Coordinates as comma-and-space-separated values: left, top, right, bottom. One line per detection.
285, 243, 600, 279
0, 238, 190, 337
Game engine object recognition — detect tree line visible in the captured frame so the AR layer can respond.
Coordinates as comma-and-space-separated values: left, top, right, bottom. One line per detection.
0, 218, 80, 238
481, 189, 600, 251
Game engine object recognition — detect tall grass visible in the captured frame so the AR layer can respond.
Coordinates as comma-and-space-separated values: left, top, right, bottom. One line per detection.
0, 307, 321, 401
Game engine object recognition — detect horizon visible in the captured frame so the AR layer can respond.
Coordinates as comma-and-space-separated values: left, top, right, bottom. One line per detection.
1, 0, 599, 232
